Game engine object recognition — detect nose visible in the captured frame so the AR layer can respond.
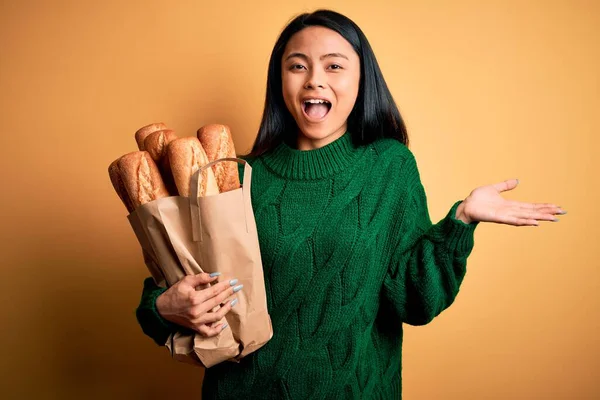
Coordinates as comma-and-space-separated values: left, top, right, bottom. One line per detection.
304, 68, 327, 90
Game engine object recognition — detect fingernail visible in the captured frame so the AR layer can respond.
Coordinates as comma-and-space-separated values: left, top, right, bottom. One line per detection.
230, 298, 238, 307
233, 284, 244, 293
209, 272, 221, 277
221, 323, 228, 331
559, 211, 567, 215
552, 218, 560, 222
516, 179, 519, 184
229, 279, 238, 286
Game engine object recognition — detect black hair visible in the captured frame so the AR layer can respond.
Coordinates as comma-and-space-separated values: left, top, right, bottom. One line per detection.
248, 9, 408, 156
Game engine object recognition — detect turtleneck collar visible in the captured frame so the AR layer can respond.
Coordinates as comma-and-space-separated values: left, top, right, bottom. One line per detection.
261, 131, 363, 180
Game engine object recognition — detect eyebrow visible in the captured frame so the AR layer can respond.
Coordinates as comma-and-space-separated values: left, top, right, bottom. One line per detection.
284, 52, 349, 61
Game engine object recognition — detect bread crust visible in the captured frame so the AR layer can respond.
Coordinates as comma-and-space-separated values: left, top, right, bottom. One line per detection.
135, 122, 167, 150
117, 151, 170, 207
144, 129, 179, 195
108, 159, 135, 212
167, 137, 219, 197
197, 124, 240, 193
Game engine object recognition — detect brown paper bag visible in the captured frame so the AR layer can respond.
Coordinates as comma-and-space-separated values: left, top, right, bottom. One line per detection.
127, 158, 272, 367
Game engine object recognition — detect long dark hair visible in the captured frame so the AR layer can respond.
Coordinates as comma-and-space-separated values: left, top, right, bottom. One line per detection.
248, 9, 408, 157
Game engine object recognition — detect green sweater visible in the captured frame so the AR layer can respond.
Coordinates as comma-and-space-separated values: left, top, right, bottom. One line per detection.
136, 132, 478, 399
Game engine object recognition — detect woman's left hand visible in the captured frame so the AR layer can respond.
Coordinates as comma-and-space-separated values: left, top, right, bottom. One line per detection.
455, 179, 567, 226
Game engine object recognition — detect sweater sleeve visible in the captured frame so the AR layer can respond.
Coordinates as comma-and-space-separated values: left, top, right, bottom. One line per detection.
135, 277, 181, 346
382, 155, 479, 326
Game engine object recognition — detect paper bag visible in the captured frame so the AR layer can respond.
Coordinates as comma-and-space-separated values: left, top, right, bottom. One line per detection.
127, 158, 272, 367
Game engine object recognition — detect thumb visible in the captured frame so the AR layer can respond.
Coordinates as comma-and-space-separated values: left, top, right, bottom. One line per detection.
492, 178, 519, 193
183, 272, 220, 288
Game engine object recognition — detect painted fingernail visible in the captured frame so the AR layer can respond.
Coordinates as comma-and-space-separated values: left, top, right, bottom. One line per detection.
233, 284, 244, 293
229, 279, 238, 286
221, 323, 228, 331
209, 272, 221, 277
230, 298, 238, 307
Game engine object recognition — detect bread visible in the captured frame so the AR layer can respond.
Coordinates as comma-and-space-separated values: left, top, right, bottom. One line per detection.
197, 124, 240, 193
108, 159, 135, 213
144, 129, 179, 195
144, 129, 178, 162
167, 137, 220, 197
116, 151, 170, 207
135, 122, 167, 150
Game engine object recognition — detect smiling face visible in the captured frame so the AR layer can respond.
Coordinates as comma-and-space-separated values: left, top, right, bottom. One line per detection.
281, 26, 361, 150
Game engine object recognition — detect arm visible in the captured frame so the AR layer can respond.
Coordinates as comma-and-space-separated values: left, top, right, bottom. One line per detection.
382, 149, 566, 325
135, 277, 179, 346
382, 156, 478, 326
135, 274, 243, 346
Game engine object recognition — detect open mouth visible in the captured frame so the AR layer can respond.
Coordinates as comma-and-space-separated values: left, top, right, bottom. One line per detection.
301, 99, 332, 121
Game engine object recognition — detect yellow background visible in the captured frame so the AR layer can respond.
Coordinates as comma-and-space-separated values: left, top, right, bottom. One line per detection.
1, 0, 598, 399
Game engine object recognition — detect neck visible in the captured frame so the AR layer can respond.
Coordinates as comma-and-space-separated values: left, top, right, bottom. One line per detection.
261, 130, 363, 180
296, 126, 347, 150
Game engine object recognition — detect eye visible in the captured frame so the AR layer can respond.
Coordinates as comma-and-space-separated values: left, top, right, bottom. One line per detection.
290, 64, 306, 71
328, 64, 343, 70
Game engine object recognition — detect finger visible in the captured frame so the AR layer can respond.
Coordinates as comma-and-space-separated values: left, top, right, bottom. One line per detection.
507, 201, 562, 212
524, 211, 559, 222
197, 283, 243, 314
514, 204, 565, 218
535, 206, 566, 216
182, 272, 221, 289
493, 212, 540, 227
208, 317, 228, 329
492, 179, 519, 193
500, 207, 565, 225
513, 207, 562, 221
194, 278, 241, 305
195, 298, 237, 325
196, 322, 228, 337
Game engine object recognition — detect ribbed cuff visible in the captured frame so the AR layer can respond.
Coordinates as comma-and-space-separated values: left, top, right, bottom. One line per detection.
431, 200, 479, 256
136, 278, 179, 346
149, 286, 176, 330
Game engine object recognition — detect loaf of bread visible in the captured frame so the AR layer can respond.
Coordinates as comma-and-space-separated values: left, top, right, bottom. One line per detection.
144, 129, 177, 162
144, 129, 179, 195
197, 124, 240, 193
114, 151, 170, 208
135, 122, 167, 151
167, 137, 220, 197
108, 159, 135, 213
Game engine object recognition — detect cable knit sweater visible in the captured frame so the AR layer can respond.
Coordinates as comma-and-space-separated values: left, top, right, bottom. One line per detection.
135, 132, 479, 399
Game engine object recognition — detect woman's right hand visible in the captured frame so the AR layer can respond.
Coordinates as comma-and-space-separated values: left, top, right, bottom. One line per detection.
155, 273, 243, 337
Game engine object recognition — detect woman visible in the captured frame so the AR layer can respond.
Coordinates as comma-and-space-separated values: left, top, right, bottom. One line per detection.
135, 9, 565, 399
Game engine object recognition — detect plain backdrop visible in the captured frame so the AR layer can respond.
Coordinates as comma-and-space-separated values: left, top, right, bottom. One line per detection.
1, 0, 598, 399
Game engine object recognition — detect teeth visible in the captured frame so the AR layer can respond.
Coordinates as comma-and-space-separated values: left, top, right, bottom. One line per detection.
304, 99, 330, 104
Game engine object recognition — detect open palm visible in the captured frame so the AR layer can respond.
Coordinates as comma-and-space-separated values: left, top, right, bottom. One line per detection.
460, 179, 566, 226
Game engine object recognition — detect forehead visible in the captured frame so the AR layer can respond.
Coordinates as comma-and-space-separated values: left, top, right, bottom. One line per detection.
283, 26, 356, 56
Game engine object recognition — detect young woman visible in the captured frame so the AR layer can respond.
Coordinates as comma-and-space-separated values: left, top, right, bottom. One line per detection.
135, 9, 565, 399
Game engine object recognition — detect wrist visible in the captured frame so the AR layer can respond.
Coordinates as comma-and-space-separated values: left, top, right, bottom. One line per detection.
455, 200, 473, 224
154, 291, 168, 318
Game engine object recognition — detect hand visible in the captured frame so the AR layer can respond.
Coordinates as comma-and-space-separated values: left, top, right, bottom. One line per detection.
156, 273, 243, 337
455, 179, 567, 226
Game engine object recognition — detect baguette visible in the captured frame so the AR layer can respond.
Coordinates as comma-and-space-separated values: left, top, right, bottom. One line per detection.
108, 159, 135, 213
144, 129, 178, 162
197, 124, 240, 193
116, 151, 170, 207
135, 122, 167, 150
167, 137, 219, 197
144, 129, 179, 195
